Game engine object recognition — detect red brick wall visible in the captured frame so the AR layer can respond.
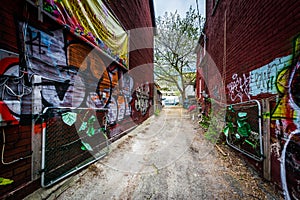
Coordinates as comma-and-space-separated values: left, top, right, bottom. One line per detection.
106, 0, 155, 121
0, 125, 33, 199
200, 0, 300, 198
0, 0, 23, 53
106, 0, 154, 68
205, 0, 300, 102
0, 1, 34, 198
0, 0, 155, 198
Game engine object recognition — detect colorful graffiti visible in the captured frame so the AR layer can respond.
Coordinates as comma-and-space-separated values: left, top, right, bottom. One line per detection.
17, 22, 143, 128
227, 55, 293, 104
227, 73, 251, 102
43, 0, 129, 67
249, 55, 292, 96
270, 35, 300, 200
0, 20, 151, 189
224, 35, 300, 199
0, 21, 151, 139
0, 50, 23, 124
0, 0, 154, 196
224, 101, 263, 161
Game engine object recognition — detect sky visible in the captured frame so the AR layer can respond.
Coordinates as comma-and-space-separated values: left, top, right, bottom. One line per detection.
154, 0, 206, 18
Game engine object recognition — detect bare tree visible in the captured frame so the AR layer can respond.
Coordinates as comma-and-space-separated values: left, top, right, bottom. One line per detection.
154, 7, 203, 102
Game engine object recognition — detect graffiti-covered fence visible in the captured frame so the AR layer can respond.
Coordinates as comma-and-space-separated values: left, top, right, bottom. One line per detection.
41, 107, 110, 187
224, 100, 263, 161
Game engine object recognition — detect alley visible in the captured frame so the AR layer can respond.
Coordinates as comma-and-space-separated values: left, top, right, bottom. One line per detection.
27, 107, 282, 199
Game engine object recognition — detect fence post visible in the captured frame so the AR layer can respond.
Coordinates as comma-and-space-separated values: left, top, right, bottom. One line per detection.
262, 98, 271, 181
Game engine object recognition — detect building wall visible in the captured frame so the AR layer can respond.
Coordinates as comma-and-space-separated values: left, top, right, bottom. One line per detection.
197, 0, 300, 198
0, 0, 155, 198
107, 0, 155, 121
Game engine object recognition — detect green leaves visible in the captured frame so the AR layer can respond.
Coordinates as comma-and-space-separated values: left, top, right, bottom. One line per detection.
155, 7, 204, 100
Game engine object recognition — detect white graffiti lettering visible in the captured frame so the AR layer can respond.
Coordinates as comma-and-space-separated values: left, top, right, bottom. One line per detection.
135, 82, 150, 115
227, 73, 251, 102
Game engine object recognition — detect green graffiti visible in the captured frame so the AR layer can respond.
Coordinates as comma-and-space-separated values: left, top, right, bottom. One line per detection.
80, 115, 104, 151
87, 115, 96, 136
81, 141, 93, 151
236, 112, 251, 137
223, 104, 261, 159
0, 177, 14, 185
62, 112, 77, 126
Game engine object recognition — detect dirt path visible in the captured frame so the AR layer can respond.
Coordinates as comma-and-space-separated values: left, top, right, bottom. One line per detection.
32, 107, 282, 199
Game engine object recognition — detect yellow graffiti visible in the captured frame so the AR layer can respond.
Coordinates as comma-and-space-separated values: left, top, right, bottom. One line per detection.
276, 68, 289, 95
295, 34, 300, 54
51, 0, 128, 66
272, 34, 300, 119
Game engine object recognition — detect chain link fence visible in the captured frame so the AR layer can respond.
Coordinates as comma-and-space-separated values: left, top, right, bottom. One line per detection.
224, 100, 263, 161
41, 107, 109, 187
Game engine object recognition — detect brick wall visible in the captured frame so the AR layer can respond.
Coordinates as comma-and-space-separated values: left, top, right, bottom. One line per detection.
0, 125, 33, 199
0, 0, 155, 198
106, 0, 154, 69
106, 0, 155, 122
0, 1, 34, 198
205, 0, 300, 102
198, 0, 300, 198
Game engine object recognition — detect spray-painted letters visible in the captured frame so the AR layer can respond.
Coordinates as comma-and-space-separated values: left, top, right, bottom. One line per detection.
249, 55, 292, 96
227, 73, 251, 102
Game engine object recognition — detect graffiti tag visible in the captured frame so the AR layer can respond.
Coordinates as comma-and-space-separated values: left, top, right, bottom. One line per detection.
227, 73, 251, 102
135, 83, 150, 115
249, 55, 292, 96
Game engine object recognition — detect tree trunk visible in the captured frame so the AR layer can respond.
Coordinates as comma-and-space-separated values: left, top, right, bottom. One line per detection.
181, 89, 186, 104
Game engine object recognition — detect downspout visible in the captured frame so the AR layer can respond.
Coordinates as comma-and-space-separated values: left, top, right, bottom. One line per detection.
195, 0, 207, 56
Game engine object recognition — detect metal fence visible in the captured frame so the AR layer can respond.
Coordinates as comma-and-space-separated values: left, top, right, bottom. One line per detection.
224, 100, 263, 161
41, 107, 110, 187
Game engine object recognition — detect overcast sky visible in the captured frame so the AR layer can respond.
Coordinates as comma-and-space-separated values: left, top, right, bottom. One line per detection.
154, 0, 206, 18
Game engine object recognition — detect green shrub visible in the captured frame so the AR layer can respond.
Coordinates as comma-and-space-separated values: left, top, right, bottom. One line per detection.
154, 109, 160, 116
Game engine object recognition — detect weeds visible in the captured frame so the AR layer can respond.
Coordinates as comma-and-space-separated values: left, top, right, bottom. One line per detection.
154, 109, 161, 116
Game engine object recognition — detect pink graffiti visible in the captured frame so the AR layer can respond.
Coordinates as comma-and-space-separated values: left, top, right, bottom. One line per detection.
227, 73, 251, 102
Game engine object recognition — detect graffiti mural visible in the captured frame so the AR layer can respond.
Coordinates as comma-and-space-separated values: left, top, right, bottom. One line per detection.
227, 73, 251, 102
15, 22, 144, 130
225, 34, 300, 199
0, 0, 154, 196
0, 50, 24, 124
270, 35, 300, 200
0, 19, 152, 188
21, 24, 84, 111
249, 55, 293, 96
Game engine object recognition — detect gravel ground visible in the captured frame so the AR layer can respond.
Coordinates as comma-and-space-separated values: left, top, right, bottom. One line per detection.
26, 107, 283, 200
